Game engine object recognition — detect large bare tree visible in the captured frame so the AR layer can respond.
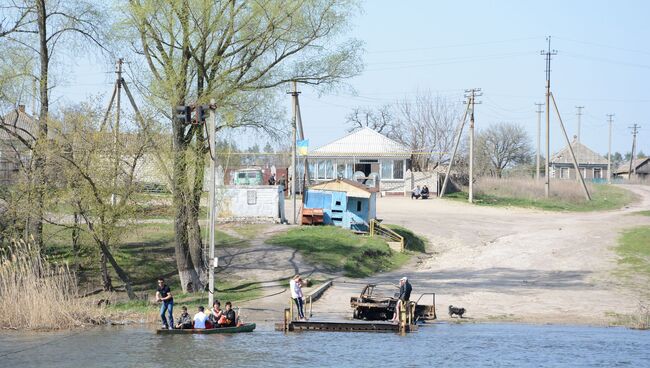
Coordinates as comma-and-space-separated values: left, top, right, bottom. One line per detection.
345, 104, 394, 134
121, 0, 362, 291
476, 122, 533, 177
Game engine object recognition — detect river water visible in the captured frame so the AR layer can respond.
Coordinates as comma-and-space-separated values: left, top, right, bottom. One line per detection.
1, 322, 648, 367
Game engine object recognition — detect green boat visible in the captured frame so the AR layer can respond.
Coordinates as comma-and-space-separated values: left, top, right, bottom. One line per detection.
156, 323, 256, 335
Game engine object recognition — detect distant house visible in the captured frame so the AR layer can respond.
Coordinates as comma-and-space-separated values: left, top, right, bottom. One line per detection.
613, 158, 650, 180
305, 127, 412, 195
549, 138, 609, 181
0, 105, 37, 186
303, 178, 377, 231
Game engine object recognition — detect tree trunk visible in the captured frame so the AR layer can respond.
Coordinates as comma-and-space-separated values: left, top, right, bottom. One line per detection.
187, 127, 207, 288
98, 241, 135, 299
100, 252, 113, 292
172, 114, 200, 293
31, 0, 49, 250
71, 212, 80, 274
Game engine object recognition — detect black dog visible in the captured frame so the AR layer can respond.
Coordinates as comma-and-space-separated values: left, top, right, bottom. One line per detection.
448, 305, 466, 318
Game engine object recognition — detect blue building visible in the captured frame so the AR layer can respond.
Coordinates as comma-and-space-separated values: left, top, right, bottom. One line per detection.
303, 179, 378, 231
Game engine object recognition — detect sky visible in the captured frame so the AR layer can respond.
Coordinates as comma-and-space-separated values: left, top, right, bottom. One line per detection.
51, 0, 649, 157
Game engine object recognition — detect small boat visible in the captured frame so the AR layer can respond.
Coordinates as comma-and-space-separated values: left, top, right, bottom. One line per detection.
156, 323, 256, 334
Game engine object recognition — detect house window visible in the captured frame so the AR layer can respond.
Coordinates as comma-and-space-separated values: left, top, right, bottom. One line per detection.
325, 160, 334, 179
247, 190, 257, 205
317, 160, 326, 179
560, 167, 569, 179
357, 201, 362, 212
594, 168, 602, 179
380, 160, 393, 179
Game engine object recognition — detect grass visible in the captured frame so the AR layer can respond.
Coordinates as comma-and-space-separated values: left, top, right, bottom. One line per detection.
267, 226, 411, 278
446, 182, 635, 212
42, 222, 249, 292
615, 226, 650, 278
630, 210, 650, 217
108, 280, 263, 314
386, 224, 428, 252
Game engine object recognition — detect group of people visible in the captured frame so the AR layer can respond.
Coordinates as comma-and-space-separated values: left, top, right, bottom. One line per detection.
156, 278, 238, 330
411, 185, 430, 199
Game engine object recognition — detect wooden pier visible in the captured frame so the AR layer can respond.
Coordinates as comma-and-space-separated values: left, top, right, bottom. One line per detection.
275, 318, 417, 333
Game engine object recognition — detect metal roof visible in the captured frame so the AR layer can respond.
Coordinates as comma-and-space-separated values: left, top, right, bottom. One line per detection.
550, 139, 607, 165
308, 178, 378, 198
309, 127, 411, 158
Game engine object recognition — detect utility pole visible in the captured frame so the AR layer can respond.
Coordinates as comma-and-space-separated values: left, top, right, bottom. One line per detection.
541, 36, 557, 198
607, 114, 614, 183
111, 58, 123, 206
289, 81, 300, 224
439, 100, 471, 198
535, 103, 544, 181
628, 124, 640, 179
465, 88, 482, 203
575, 106, 584, 144
207, 99, 216, 309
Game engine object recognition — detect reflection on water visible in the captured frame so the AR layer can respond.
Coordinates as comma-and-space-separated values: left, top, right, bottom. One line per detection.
1, 323, 649, 367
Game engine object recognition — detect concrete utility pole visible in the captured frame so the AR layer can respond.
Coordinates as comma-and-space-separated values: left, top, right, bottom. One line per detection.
575, 106, 584, 144
607, 114, 614, 183
628, 124, 641, 179
541, 36, 557, 198
535, 102, 544, 181
207, 99, 217, 308
289, 81, 300, 224
465, 88, 482, 203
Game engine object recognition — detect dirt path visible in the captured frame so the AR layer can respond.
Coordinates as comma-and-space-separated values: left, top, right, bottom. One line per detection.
310, 185, 650, 325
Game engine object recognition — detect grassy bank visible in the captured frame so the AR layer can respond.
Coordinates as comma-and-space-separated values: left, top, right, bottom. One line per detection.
616, 226, 650, 279
446, 182, 635, 212
267, 226, 413, 277
386, 224, 428, 252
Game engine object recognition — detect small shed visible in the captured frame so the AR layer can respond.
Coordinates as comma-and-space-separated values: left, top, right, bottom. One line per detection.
303, 179, 378, 231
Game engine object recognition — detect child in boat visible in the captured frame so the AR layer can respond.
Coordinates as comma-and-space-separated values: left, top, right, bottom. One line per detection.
175, 306, 192, 329
217, 301, 237, 327
193, 306, 209, 329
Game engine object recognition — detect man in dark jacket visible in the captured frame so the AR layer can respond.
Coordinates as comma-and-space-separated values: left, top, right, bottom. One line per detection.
392, 277, 412, 322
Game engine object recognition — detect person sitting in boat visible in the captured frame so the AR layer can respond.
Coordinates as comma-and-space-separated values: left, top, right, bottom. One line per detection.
174, 306, 192, 329
208, 300, 223, 328
193, 306, 209, 329
217, 301, 237, 327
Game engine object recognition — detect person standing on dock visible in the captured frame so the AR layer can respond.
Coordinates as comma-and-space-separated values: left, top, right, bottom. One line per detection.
392, 277, 412, 322
290, 274, 306, 320
156, 278, 174, 330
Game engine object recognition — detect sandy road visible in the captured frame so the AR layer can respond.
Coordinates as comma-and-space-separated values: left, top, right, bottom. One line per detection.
237, 185, 650, 325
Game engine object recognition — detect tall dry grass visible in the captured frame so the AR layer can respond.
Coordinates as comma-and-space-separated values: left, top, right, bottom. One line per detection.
475, 177, 591, 203
0, 239, 99, 330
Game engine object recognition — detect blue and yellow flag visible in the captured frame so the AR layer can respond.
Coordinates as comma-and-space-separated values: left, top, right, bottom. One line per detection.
297, 139, 309, 155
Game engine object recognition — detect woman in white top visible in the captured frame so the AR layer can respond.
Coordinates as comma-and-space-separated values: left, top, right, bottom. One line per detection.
289, 274, 305, 320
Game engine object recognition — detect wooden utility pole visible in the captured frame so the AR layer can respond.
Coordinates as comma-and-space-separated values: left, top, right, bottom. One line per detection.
111, 58, 123, 206
208, 99, 217, 309
575, 106, 584, 145
289, 81, 300, 224
550, 93, 591, 200
628, 124, 640, 179
535, 102, 544, 181
541, 36, 557, 198
439, 100, 471, 198
607, 114, 614, 183
465, 88, 482, 203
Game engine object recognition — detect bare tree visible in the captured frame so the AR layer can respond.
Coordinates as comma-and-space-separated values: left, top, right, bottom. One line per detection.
476, 122, 533, 177
122, 0, 363, 292
345, 104, 394, 134
393, 92, 462, 171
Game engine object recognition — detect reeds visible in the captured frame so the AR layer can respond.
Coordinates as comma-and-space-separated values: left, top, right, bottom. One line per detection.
475, 177, 591, 203
0, 239, 97, 330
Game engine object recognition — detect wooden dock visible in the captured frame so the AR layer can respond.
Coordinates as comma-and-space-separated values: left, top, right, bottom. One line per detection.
275, 319, 417, 333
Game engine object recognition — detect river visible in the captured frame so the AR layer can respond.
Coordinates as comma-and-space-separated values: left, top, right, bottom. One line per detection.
1, 323, 648, 367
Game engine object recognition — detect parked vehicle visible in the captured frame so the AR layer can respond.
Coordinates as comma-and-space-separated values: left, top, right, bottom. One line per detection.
350, 284, 436, 321
232, 168, 263, 185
